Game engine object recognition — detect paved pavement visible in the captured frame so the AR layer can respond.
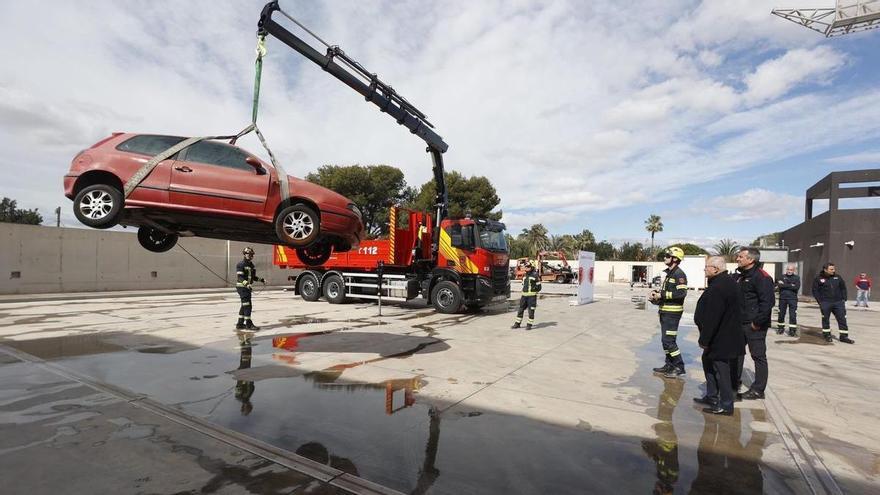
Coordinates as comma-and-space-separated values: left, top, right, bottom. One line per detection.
0, 284, 877, 494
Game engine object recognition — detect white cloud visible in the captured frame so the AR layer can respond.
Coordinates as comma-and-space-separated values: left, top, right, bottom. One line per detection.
700, 188, 802, 222
824, 151, 880, 164
743, 46, 846, 106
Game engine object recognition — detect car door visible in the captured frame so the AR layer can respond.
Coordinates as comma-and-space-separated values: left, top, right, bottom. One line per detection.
169, 140, 270, 216
116, 135, 187, 204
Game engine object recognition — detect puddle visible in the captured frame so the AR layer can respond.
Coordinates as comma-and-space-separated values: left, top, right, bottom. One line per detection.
2, 333, 127, 359
774, 326, 832, 346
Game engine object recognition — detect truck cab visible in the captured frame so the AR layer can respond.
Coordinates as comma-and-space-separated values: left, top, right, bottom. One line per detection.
436, 217, 510, 307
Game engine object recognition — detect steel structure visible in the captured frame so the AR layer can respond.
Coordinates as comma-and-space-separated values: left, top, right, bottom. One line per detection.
772, 0, 880, 36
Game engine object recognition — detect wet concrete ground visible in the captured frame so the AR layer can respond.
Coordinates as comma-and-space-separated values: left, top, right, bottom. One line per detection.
1, 284, 878, 494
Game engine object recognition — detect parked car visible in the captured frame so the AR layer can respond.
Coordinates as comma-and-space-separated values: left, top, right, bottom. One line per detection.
63, 133, 364, 265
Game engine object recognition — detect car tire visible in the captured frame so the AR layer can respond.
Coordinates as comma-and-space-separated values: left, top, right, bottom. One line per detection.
275, 204, 320, 247
295, 243, 332, 267
322, 274, 347, 304
137, 226, 179, 253
431, 281, 463, 314
73, 184, 123, 229
555, 275, 566, 283
297, 272, 321, 302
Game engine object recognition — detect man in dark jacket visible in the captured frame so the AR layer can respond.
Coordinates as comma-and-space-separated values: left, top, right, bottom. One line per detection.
732, 247, 775, 400
512, 261, 541, 330
776, 264, 801, 337
649, 246, 688, 378
694, 256, 745, 415
812, 263, 854, 344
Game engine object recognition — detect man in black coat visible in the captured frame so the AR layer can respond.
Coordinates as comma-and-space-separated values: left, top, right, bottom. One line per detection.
776, 264, 801, 337
732, 247, 775, 400
694, 256, 745, 415
812, 262, 854, 344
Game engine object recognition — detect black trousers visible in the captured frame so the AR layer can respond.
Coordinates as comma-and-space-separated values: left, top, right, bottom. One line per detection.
777, 298, 797, 329
659, 312, 684, 367
703, 354, 736, 410
736, 324, 768, 394
236, 287, 253, 322
515, 295, 537, 325
819, 301, 848, 335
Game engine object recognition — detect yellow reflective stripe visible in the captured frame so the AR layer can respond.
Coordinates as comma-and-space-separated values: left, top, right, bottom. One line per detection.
665, 291, 673, 299
669, 350, 681, 357
676, 285, 688, 289
237, 271, 245, 275
523, 292, 538, 296
660, 306, 683, 312
666, 331, 678, 335
242, 302, 251, 306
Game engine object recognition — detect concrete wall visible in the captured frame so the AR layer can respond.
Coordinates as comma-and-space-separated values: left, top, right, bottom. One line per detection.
0, 224, 295, 294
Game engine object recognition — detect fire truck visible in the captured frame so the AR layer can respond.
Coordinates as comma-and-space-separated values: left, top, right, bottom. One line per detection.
260, 2, 511, 313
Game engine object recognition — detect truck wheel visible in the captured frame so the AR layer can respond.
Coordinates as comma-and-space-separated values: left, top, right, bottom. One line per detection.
73, 184, 123, 229
431, 281, 463, 314
555, 275, 565, 283
296, 243, 332, 266
137, 226, 178, 253
275, 204, 320, 247
297, 272, 321, 302
322, 274, 348, 304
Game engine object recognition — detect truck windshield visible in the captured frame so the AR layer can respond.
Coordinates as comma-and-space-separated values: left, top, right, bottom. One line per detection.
477, 226, 508, 252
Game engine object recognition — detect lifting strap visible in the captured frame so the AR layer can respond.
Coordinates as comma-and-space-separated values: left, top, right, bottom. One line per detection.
124, 34, 289, 202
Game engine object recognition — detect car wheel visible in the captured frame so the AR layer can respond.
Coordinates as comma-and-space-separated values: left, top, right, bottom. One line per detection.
431, 280, 463, 314
295, 243, 332, 266
322, 274, 347, 304
137, 226, 179, 253
73, 184, 123, 229
297, 272, 321, 302
555, 275, 565, 283
275, 204, 320, 247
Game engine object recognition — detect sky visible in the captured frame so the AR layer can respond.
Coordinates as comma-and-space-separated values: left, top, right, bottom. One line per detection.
1, 0, 879, 250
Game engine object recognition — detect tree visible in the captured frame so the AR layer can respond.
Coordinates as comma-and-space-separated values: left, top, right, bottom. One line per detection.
750, 232, 781, 247
572, 229, 596, 251
547, 234, 576, 253
677, 243, 709, 256
713, 238, 740, 262
519, 224, 549, 254
306, 165, 408, 238
591, 240, 616, 261
644, 214, 663, 252
409, 171, 501, 220
616, 242, 649, 261
506, 234, 530, 259
0, 197, 43, 225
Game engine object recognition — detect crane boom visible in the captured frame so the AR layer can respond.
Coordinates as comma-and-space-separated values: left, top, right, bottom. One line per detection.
257, 1, 449, 228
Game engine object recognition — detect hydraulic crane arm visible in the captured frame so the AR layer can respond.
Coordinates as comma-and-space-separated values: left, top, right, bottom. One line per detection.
257, 1, 449, 225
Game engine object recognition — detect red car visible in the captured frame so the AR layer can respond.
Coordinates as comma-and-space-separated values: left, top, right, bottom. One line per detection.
63, 133, 363, 265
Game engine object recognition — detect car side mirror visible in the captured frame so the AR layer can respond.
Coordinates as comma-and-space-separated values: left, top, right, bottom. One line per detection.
245, 156, 266, 175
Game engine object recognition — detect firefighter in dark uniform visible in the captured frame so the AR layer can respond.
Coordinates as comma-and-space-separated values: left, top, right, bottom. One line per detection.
650, 246, 688, 378
511, 261, 541, 330
234, 338, 255, 415
776, 264, 801, 336
812, 262, 854, 344
235, 247, 265, 331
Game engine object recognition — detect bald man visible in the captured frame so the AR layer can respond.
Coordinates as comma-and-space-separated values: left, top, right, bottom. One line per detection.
694, 256, 745, 415
776, 264, 800, 337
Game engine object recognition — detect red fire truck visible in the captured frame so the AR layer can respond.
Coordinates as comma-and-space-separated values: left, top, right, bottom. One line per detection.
259, 3, 511, 313
274, 206, 510, 313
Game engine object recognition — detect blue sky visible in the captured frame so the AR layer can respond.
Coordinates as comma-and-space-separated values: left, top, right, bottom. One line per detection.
1, 1, 879, 250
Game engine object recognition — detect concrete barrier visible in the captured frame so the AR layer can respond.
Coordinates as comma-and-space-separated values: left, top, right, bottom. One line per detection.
0, 223, 296, 294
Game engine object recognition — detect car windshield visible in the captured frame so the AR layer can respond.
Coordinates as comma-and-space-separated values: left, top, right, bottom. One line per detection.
477, 226, 508, 252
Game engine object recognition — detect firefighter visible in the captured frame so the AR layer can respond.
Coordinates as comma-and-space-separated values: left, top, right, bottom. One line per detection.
650, 246, 688, 378
235, 247, 265, 331
812, 262, 854, 344
776, 264, 800, 336
511, 261, 541, 330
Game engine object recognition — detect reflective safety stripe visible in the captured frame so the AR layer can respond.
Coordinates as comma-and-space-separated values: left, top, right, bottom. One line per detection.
669, 350, 681, 357
666, 331, 678, 336
523, 292, 538, 296
822, 329, 831, 333
242, 302, 251, 306
660, 305, 683, 312
243, 317, 251, 321
527, 319, 534, 324
839, 329, 848, 334
676, 285, 688, 289
236, 271, 245, 275
665, 291, 673, 299
515, 317, 523, 323
789, 324, 798, 328
236, 283, 251, 287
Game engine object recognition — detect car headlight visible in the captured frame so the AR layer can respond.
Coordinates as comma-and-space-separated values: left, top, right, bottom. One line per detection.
347, 203, 362, 219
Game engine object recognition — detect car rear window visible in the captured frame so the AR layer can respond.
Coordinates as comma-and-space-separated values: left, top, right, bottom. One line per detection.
116, 135, 186, 157
184, 141, 252, 172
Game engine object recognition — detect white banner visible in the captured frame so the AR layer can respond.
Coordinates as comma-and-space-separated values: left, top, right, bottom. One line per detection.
576, 251, 595, 305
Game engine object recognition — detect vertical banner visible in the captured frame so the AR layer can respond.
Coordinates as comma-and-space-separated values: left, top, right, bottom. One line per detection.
577, 251, 595, 305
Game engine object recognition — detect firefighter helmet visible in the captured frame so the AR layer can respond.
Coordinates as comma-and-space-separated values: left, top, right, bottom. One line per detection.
665, 246, 684, 261
242, 247, 255, 257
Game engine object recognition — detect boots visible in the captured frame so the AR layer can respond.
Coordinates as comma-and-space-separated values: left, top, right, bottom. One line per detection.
511, 322, 521, 329
652, 364, 673, 373
245, 321, 260, 331
839, 335, 855, 344
776, 326, 785, 335
823, 333, 833, 343
235, 318, 246, 330
664, 366, 685, 378
526, 324, 533, 331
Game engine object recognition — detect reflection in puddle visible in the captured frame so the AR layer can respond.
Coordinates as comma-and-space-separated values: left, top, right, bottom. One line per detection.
775, 326, 832, 346
641, 377, 683, 494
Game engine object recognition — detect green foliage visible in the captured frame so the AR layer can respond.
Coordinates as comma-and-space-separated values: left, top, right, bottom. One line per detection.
590, 240, 616, 261
306, 165, 408, 238
750, 232, 781, 247
676, 243, 709, 256
644, 214, 663, 251
615, 242, 651, 261
713, 238, 740, 262
518, 224, 549, 254
409, 171, 501, 221
0, 197, 43, 225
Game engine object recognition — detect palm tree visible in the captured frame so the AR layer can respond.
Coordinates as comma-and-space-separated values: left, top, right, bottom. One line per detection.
520, 224, 549, 255
713, 238, 739, 262
644, 214, 663, 252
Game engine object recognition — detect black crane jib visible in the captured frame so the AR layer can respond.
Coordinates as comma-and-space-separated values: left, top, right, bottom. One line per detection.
257, 1, 450, 229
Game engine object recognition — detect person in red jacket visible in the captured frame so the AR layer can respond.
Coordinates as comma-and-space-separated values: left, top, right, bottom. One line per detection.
854, 273, 872, 308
